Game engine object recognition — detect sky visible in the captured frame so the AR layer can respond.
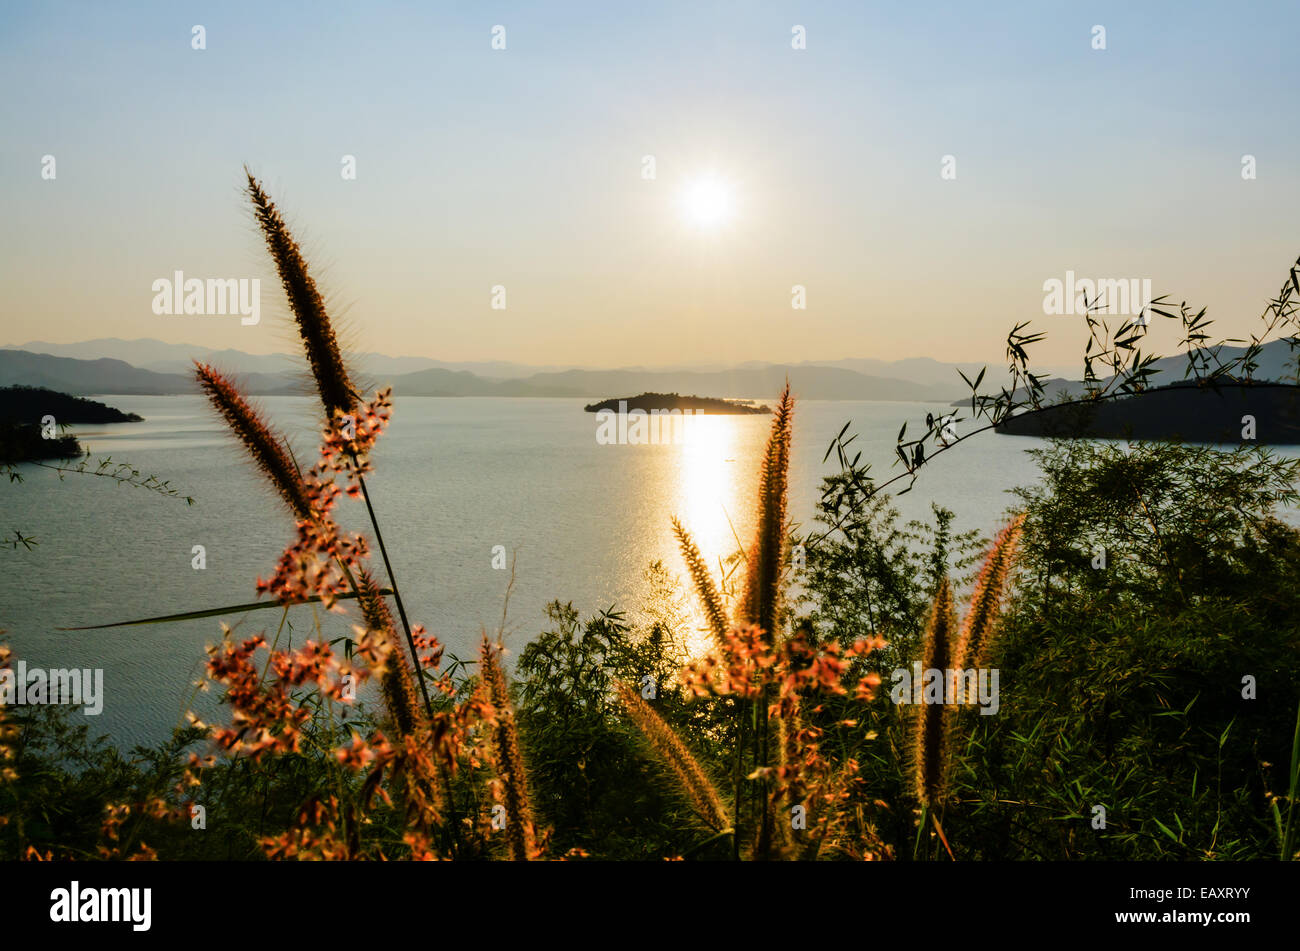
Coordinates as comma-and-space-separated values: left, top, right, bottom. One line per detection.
2, 0, 1299, 370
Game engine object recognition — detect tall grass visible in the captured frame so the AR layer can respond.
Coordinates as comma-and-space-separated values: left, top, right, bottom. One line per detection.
1278, 700, 1300, 860
244, 169, 430, 722
181, 174, 542, 859
911, 577, 957, 809
908, 516, 1024, 859
616, 680, 729, 836
479, 638, 538, 860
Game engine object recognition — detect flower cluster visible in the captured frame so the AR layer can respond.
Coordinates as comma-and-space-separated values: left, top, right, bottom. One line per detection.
262, 795, 358, 860
254, 389, 393, 607
95, 795, 195, 861
199, 618, 486, 859
206, 632, 333, 759
318, 388, 393, 489
411, 624, 445, 669
680, 623, 885, 707
678, 625, 887, 859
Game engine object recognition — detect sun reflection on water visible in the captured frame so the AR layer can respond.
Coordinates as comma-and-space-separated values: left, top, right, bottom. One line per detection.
672, 413, 754, 657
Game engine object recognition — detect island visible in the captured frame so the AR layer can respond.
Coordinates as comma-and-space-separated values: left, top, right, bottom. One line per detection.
994, 381, 1300, 444
583, 392, 771, 414
0, 386, 143, 463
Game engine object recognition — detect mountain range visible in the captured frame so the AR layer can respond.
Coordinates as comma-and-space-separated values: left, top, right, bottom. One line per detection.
9, 338, 1028, 386
0, 339, 985, 402
8, 337, 1290, 404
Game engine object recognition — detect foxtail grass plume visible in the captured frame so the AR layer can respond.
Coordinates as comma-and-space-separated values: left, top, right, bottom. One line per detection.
479, 638, 538, 860
741, 383, 792, 859
773, 701, 804, 856
671, 516, 729, 646
954, 514, 1026, 675
244, 169, 427, 728
194, 363, 313, 520
616, 680, 729, 834
743, 383, 793, 639
356, 569, 423, 738
244, 168, 358, 418
911, 577, 958, 807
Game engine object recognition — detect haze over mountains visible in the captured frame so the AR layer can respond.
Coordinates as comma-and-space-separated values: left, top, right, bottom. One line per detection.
6, 337, 1290, 404
1, 338, 994, 402
9, 339, 573, 381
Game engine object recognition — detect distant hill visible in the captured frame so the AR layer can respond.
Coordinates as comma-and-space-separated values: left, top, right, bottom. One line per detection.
0, 349, 297, 396
0, 349, 195, 395
995, 381, 1300, 443
1144, 338, 1300, 383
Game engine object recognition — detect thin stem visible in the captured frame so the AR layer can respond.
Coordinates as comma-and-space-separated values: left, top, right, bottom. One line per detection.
731, 699, 746, 861
355, 471, 433, 720
756, 682, 773, 859
353, 470, 466, 856
27, 458, 194, 503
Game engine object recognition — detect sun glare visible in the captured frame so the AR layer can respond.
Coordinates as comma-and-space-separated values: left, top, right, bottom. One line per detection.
681, 177, 734, 229
676, 414, 742, 657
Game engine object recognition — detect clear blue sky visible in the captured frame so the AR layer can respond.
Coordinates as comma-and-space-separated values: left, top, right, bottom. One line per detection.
2, 0, 1298, 368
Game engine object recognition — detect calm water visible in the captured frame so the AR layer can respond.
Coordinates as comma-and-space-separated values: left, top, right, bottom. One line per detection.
2, 396, 1050, 748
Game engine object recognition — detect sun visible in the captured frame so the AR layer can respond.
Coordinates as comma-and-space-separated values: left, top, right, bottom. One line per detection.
681, 177, 735, 229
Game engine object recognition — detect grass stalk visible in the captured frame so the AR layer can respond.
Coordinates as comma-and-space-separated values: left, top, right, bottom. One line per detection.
355, 471, 433, 721
1281, 700, 1300, 860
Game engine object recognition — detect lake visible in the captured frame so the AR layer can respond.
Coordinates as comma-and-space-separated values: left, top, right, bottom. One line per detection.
2, 395, 1052, 748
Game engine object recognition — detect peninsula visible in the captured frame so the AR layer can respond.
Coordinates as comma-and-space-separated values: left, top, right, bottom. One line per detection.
995, 381, 1300, 444
0, 386, 142, 463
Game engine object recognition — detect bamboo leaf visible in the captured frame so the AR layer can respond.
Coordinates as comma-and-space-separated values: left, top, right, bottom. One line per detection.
1153, 818, 1179, 843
